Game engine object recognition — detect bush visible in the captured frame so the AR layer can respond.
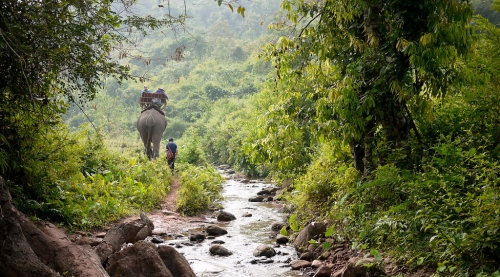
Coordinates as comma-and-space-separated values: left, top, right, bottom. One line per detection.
61, 157, 172, 229
175, 163, 224, 215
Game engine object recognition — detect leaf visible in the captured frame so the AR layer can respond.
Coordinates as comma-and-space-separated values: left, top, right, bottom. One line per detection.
417, 257, 424, 265
308, 239, 317, 245
228, 4, 233, 12
370, 248, 383, 261
280, 226, 288, 236
217, 0, 222, 6
325, 225, 334, 237
323, 241, 331, 250
339, 193, 350, 205
289, 214, 299, 231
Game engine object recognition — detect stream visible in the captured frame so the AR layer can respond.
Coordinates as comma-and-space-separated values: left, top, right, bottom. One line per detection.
163, 177, 301, 277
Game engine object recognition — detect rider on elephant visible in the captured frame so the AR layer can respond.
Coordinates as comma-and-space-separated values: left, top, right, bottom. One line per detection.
154, 87, 169, 100
142, 85, 151, 93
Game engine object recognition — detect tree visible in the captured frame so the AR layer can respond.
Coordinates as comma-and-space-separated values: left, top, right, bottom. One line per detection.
0, 0, 183, 185
263, 0, 475, 175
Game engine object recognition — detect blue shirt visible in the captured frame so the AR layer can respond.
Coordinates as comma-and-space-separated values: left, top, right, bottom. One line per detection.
155, 89, 169, 99
166, 142, 177, 156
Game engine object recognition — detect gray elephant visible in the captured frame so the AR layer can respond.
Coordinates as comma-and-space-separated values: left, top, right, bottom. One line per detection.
137, 108, 167, 160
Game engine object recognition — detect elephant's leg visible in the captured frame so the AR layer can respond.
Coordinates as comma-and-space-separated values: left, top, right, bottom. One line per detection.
151, 133, 162, 159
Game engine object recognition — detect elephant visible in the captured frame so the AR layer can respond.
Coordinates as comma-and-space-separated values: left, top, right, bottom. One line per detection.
137, 108, 167, 160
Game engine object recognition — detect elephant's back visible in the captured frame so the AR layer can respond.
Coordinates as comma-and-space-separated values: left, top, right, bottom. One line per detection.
137, 109, 167, 129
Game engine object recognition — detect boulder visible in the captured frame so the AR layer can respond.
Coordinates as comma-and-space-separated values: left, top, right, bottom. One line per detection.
248, 196, 264, 202
205, 225, 228, 236
293, 222, 326, 251
291, 260, 312, 269
106, 241, 173, 277
209, 245, 233, 256
157, 245, 197, 277
333, 257, 385, 277
188, 232, 206, 241
0, 177, 108, 277
256, 189, 271, 195
299, 251, 314, 261
217, 211, 236, 221
253, 244, 276, 258
314, 265, 332, 277
276, 234, 289, 244
100, 212, 154, 255
271, 222, 287, 232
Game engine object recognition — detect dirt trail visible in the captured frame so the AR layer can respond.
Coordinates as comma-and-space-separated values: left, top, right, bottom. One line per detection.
118, 175, 209, 234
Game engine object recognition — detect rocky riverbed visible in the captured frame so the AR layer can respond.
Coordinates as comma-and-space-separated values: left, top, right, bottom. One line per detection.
70, 166, 411, 277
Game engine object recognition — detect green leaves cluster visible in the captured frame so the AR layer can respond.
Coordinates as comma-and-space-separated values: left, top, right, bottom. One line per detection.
175, 163, 224, 215
7, 120, 172, 230
263, 0, 475, 175
61, 158, 172, 229
0, 0, 182, 202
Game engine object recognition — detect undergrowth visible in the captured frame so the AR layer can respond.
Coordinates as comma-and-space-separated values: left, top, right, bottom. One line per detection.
288, 137, 500, 276
175, 163, 224, 216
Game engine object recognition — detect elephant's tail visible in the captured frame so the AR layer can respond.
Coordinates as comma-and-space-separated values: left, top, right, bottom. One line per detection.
146, 114, 154, 146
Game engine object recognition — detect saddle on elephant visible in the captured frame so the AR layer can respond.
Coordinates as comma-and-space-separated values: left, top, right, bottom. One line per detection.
139, 92, 168, 110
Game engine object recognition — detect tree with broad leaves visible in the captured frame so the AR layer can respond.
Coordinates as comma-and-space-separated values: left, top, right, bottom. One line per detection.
0, 0, 187, 182
262, 0, 475, 175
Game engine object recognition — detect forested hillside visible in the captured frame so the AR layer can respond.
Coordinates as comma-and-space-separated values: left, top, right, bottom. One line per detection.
1, 0, 500, 276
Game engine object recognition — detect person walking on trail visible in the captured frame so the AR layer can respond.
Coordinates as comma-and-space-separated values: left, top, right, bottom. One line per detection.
166, 138, 178, 172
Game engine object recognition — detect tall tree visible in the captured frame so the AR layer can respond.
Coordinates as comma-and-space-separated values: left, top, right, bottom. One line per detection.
0, 0, 183, 187
263, 0, 475, 175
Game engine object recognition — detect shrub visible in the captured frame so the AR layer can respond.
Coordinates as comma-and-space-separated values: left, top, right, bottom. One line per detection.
175, 163, 224, 215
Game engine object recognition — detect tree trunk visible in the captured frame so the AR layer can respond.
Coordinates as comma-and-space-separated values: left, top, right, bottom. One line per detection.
349, 138, 365, 174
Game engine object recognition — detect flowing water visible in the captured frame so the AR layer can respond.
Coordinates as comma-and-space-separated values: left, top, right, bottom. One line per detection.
163, 177, 302, 277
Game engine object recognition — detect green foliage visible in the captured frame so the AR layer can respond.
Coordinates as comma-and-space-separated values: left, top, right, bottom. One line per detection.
6, 120, 172, 229
264, 0, 475, 175
175, 163, 224, 215
289, 135, 500, 273
0, 0, 182, 219
62, 157, 171, 229
177, 127, 206, 165
291, 142, 358, 218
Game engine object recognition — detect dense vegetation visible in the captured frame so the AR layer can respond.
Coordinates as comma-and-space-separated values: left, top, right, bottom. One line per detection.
1, 0, 500, 276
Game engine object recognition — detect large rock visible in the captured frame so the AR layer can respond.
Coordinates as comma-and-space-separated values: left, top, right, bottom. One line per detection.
188, 231, 206, 241
332, 257, 385, 277
0, 177, 109, 277
276, 234, 289, 244
271, 222, 287, 232
248, 196, 264, 202
293, 222, 327, 251
106, 241, 172, 277
209, 245, 233, 256
291, 260, 312, 269
97, 213, 155, 263
205, 225, 228, 236
157, 245, 197, 277
314, 266, 332, 277
253, 245, 276, 258
216, 211, 236, 221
